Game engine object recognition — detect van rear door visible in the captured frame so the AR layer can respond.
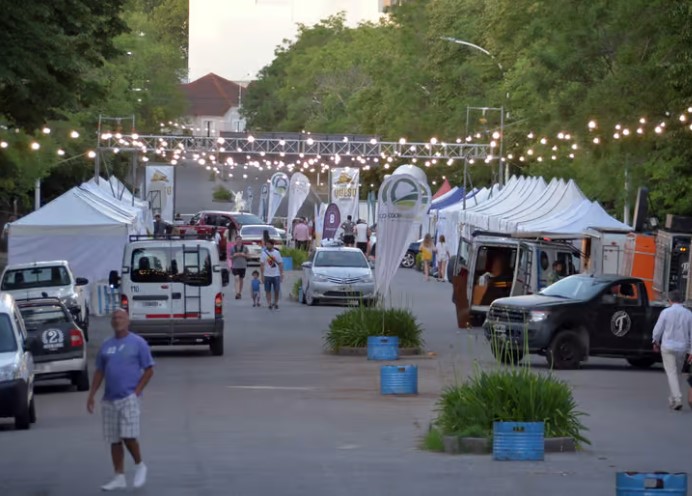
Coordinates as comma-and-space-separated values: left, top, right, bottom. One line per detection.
129, 245, 173, 338
170, 243, 214, 336
511, 243, 533, 296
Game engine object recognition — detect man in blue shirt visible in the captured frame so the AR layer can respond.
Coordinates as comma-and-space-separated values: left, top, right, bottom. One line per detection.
87, 308, 155, 491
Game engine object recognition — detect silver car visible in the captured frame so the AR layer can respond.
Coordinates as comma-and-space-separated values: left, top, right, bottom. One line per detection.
301, 247, 376, 306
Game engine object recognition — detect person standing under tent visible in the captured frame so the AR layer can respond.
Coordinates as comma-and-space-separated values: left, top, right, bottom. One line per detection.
341, 215, 356, 247
435, 235, 450, 282
420, 234, 435, 282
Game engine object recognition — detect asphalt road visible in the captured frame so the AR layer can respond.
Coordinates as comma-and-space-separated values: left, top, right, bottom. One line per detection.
0, 269, 690, 495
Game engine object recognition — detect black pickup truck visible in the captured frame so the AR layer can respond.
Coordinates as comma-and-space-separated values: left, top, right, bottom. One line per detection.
483, 274, 669, 369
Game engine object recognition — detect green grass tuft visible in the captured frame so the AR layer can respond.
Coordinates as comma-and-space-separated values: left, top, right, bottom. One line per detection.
421, 428, 445, 452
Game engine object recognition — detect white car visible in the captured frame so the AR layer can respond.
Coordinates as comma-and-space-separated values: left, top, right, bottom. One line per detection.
301, 247, 376, 306
0, 293, 36, 430
238, 225, 284, 263
0, 261, 90, 340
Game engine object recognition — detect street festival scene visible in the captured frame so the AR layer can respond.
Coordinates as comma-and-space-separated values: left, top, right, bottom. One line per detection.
0, 1, 692, 495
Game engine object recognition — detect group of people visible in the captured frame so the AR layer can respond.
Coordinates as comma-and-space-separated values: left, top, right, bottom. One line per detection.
419, 233, 451, 282
226, 234, 284, 310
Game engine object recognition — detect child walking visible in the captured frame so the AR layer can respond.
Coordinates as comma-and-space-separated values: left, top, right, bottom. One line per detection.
251, 270, 261, 307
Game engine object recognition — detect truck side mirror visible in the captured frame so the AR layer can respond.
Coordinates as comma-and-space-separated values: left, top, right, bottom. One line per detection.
108, 270, 121, 289
75, 277, 89, 286
221, 268, 230, 287
601, 294, 617, 305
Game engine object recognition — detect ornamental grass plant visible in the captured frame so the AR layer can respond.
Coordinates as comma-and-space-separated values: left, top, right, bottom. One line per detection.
279, 246, 309, 267
325, 306, 423, 352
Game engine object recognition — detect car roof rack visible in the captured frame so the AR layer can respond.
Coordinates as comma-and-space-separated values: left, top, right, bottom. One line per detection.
128, 234, 212, 242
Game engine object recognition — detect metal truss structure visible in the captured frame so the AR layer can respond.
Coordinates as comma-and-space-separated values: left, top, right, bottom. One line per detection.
97, 133, 492, 161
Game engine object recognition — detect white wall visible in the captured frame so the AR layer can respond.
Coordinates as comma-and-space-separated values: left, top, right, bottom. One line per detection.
187, 108, 246, 136
189, 0, 384, 81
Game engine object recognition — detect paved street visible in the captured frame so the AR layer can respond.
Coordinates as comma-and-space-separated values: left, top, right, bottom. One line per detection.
0, 268, 690, 495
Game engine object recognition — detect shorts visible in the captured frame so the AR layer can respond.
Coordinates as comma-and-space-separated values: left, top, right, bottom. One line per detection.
264, 275, 281, 292
102, 394, 140, 444
232, 268, 246, 279
343, 234, 355, 245
356, 242, 368, 253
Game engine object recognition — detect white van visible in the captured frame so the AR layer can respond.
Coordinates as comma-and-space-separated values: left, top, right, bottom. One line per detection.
451, 232, 581, 325
109, 236, 230, 355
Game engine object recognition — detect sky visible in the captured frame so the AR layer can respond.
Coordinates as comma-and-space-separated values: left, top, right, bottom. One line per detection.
189, 0, 385, 82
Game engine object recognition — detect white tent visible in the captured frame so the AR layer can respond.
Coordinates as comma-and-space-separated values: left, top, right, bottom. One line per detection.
516, 199, 631, 237
8, 187, 140, 283
80, 179, 153, 234
85, 177, 154, 233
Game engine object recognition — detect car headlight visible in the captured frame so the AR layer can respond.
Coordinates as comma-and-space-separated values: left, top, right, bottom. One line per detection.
0, 363, 20, 382
61, 294, 79, 308
529, 310, 550, 322
360, 276, 374, 283
313, 274, 328, 282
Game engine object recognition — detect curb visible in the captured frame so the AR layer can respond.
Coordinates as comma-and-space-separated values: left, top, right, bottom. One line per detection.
442, 435, 577, 454
330, 347, 423, 357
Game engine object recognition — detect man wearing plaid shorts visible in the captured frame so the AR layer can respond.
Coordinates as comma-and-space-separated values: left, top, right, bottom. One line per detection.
87, 308, 155, 491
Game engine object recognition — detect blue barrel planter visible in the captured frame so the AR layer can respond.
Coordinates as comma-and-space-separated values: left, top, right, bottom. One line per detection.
492, 421, 545, 461
616, 472, 687, 495
298, 287, 303, 302
367, 336, 399, 361
380, 365, 417, 395
283, 256, 293, 271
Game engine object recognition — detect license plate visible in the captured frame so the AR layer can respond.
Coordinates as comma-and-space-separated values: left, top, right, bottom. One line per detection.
142, 301, 159, 307
494, 324, 507, 334
341, 286, 353, 292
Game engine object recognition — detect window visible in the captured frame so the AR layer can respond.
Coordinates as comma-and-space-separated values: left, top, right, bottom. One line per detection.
189, 214, 200, 225
541, 277, 608, 300
314, 251, 368, 268
1, 266, 70, 290
610, 282, 641, 306
240, 226, 278, 238
0, 314, 17, 353
131, 246, 212, 286
19, 304, 70, 327
233, 213, 264, 226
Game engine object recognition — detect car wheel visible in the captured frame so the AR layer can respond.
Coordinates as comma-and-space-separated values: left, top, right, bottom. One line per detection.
490, 340, 524, 365
401, 251, 416, 269
73, 367, 90, 392
626, 357, 657, 369
305, 287, 318, 306
29, 397, 36, 424
15, 393, 31, 430
210, 334, 224, 356
546, 330, 583, 370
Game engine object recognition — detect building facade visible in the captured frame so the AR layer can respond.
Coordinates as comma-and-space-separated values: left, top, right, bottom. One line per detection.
181, 73, 247, 136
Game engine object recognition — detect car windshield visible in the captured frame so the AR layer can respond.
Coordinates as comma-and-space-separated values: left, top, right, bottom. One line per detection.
240, 226, 279, 238
234, 213, 264, 226
314, 251, 369, 268
131, 246, 213, 286
19, 304, 70, 326
540, 276, 609, 300
1, 266, 70, 290
0, 314, 17, 353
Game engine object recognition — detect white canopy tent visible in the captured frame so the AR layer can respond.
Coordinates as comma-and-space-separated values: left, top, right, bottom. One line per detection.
8, 187, 141, 283
80, 179, 153, 234
85, 177, 154, 232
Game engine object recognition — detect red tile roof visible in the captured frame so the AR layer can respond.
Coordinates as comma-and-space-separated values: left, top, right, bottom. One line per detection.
181, 73, 245, 117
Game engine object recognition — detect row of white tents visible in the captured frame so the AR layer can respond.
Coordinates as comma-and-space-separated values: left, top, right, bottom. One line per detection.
8, 177, 153, 284
430, 175, 631, 253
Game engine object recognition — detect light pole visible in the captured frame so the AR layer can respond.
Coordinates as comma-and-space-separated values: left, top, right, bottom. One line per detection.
441, 36, 509, 185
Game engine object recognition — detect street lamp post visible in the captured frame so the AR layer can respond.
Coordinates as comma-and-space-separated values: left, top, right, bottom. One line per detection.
441, 36, 509, 186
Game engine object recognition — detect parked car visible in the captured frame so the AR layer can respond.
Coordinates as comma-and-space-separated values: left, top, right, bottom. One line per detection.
0, 261, 90, 339
301, 247, 376, 306
483, 274, 667, 369
238, 225, 284, 262
177, 210, 266, 258
367, 238, 422, 269
109, 236, 230, 356
17, 298, 89, 391
0, 293, 36, 430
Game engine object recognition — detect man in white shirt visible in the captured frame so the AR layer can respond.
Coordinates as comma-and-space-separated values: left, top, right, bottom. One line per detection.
652, 290, 692, 410
355, 220, 369, 254
259, 240, 284, 310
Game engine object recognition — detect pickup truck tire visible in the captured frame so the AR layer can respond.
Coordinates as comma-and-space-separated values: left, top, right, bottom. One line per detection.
546, 330, 583, 370
490, 341, 524, 365
72, 368, 90, 392
626, 357, 657, 369
210, 334, 224, 356
14, 393, 32, 430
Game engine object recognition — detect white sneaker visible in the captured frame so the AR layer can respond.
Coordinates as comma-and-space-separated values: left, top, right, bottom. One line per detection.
133, 462, 148, 488
101, 474, 127, 491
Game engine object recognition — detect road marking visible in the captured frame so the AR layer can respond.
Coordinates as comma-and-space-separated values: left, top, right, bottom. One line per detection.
227, 385, 317, 391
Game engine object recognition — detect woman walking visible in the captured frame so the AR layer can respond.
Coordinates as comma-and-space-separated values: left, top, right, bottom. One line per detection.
436, 235, 450, 282
420, 234, 435, 282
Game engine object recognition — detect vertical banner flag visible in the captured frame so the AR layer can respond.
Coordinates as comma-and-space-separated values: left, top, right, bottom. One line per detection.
267, 172, 289, 224
145, 165, 175, 222
245, 186, 254, 213
330, 167, 359, 221
375, 165, 431, 296
322, 203, 341, 240
286, 172, 311, 238
259, 183, 269, 221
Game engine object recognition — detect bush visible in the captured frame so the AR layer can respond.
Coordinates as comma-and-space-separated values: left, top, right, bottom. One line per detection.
291, 278, 302, 298
325, 306, 424, 352
212, 185, 233, 201
421, 428, 445, 452
434, 367, 589, 446
279, 246, 309, 267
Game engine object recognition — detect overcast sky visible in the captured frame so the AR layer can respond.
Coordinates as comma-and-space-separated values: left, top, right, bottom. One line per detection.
189, 0, 384, 82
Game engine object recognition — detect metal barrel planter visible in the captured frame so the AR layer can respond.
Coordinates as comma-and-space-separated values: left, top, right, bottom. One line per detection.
283, 256, 293, 271
380, 365, 417, 395
298, 287, 303, 302
616, 472, 687, 495
367, 336, 399, 361
492, 421, 545, 461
